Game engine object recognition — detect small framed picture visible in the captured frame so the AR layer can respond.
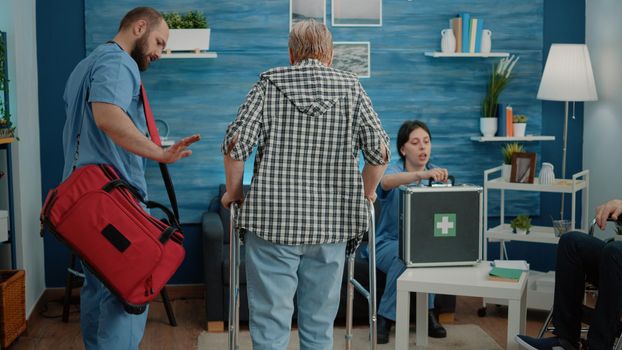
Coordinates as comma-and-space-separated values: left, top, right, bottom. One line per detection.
332, 42, 371, 78
510, 152, 536, 184
290, 0, 326, 31
332, 0, 382, 27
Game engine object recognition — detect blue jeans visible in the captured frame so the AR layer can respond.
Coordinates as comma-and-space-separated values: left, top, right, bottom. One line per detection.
376, 239, 434, 321
245, 231, 346, 350
80, 263, 149, 350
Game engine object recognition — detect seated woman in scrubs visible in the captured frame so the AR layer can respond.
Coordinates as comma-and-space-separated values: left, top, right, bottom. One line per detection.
374, 120, 449, 344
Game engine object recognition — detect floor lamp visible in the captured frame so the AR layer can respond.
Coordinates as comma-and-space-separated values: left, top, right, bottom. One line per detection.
537, 44, 598, 220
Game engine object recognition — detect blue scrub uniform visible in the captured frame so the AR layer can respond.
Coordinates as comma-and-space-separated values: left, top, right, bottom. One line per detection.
374, 160, 437, 321
62, 42, 149, 349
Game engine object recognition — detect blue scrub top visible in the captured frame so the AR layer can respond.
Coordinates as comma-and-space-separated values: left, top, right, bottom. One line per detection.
61, 42, 148, 197
374, 160, 438, 249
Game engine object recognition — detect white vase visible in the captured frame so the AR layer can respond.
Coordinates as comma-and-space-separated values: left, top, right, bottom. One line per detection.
481, 29, 492, 53
502, 164, 512, 182
539, 162, 555, 185
441, 28, 456, 53
513, 123, 527, 137
515, 228, 528, 235
480, 118, 497, 137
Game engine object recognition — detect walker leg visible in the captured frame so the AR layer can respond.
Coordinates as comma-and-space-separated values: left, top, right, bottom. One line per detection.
344, 201, 377, 349
228, 205, 240, 350
367, 202, 377, 349
345, 254, 355, 350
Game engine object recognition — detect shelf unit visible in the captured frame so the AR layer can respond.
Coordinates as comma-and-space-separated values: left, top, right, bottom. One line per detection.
0, 32, 15, 269
0, 139, 15, 269
424, 52, 509, 58
471, 135, 555, 142
161, 52, 218, 59
482, 166, 589, 310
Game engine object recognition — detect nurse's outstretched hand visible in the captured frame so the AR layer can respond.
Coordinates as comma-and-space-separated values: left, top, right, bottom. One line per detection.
161, 134, 201, 163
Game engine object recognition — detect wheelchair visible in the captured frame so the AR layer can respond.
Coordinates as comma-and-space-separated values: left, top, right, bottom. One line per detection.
537, 218, 622, 350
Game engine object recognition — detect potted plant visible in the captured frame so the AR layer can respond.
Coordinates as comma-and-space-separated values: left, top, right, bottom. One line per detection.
511, 215, 531, 235
0, 33, 14, 139
512, 114, 528, 137
501, 142, 525, 181
162, 11, 210, 53
480, 55, 520, 137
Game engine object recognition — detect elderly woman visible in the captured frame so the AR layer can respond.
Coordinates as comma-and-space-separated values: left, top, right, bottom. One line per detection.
373, 120, 449, 344
221, 19, 389, 350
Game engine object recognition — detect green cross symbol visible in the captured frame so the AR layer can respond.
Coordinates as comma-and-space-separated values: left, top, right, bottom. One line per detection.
434, 213, 456, 237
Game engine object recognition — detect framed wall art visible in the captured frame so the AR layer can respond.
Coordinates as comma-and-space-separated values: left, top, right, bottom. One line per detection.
332, 0, 382, 27
290, 0, 326, 30
332, 42, 371, 78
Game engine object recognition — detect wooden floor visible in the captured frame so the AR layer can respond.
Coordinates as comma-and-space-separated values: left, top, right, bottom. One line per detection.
9, 286, 549, 349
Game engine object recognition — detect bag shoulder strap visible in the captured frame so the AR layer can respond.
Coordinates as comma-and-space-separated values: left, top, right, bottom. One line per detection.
140, 84, 180, 220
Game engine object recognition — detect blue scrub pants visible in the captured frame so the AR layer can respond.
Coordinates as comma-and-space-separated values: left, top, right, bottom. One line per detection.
376, 239, 435, 321
80, 263, 148, 350
245, 231, 346, 350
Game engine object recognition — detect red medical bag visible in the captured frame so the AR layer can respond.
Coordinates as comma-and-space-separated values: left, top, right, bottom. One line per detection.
40, 164, 184, 314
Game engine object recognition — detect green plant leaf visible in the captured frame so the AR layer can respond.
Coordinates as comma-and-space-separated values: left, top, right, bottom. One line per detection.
501, 142, 525, 164
162, 11, 208, 29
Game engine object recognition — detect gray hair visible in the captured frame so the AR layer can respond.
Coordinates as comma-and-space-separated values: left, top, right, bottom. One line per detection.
288, 20, 333, 64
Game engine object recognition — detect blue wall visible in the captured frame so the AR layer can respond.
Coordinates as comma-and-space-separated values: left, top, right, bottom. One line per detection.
86, 0, 545, 223
37, 0, 585, 286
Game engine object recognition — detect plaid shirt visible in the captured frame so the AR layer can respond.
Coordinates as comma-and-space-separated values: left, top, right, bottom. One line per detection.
222, 59, 389, 252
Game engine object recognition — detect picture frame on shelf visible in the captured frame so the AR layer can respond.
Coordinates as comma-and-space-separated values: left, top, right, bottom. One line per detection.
290, 0, 326, 31
510, 152, 536, 184
332, 42, 371, 78
332, 0, 382, 27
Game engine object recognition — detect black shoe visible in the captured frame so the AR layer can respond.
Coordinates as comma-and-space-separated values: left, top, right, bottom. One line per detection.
428, 312, 447, 338
377, 315, 393, 344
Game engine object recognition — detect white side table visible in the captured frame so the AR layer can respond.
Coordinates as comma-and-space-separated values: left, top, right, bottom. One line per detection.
395, 262, 527, 350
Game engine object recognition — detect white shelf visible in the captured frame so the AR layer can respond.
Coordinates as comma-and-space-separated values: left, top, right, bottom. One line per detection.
471, 135, 555, 142
483, 167, 589, 311
424, 52, 510, 58
485, 177, 587, 193
486, 224, 560, 244
161, 52, 218, 59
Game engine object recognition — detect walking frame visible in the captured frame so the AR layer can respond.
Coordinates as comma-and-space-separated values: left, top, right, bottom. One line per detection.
227, 201, 377, 350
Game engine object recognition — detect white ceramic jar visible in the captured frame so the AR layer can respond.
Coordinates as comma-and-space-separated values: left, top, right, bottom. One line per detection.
441, 29, 456, 53
539, 162, 555, 184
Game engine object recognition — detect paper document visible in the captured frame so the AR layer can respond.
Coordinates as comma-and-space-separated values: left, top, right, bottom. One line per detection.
493, 260, 529, 271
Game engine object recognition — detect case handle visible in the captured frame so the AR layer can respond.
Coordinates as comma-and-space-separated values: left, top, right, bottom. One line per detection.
427, 175, 455, 187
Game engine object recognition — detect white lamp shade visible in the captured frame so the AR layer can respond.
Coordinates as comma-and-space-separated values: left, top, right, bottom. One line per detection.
537, 44, 598, 102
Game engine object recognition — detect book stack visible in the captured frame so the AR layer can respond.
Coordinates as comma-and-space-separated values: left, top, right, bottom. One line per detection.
487, 260, 528, 282
450, 13, 485, 53
488, 266, 523, 282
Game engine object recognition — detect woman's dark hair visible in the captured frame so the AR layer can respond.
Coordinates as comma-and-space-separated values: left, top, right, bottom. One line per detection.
396, 120, 432, 162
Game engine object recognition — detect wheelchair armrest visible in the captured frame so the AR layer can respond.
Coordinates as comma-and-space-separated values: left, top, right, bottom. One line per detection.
588, 217, 620, 236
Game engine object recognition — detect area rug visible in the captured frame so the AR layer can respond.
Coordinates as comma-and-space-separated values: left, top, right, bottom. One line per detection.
196, 324, 502, 349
